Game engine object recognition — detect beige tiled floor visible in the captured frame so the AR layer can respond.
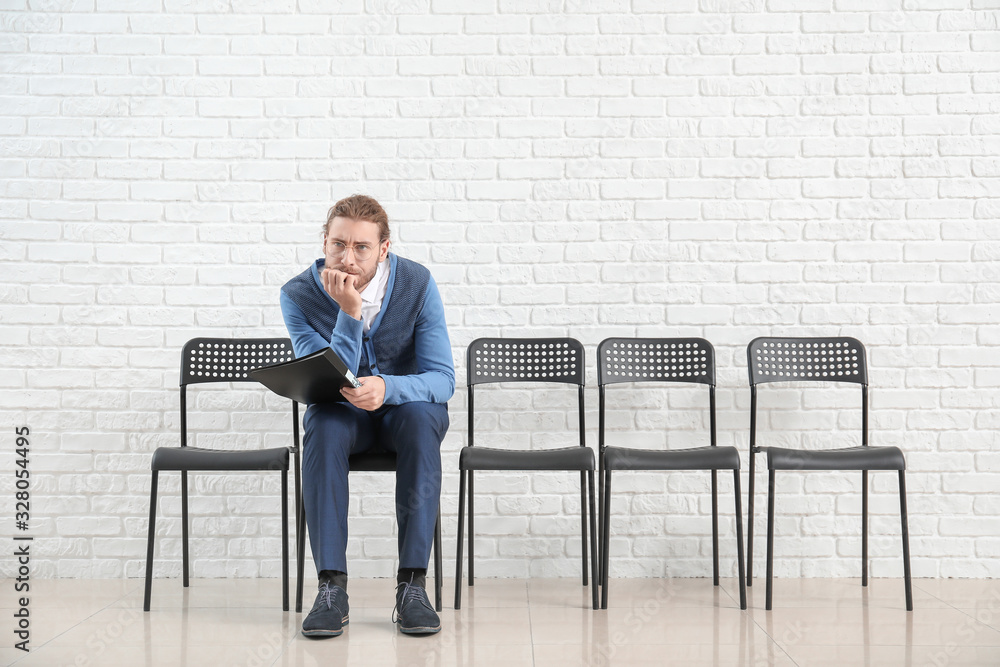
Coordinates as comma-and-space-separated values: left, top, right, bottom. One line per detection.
3, 577, 999, 666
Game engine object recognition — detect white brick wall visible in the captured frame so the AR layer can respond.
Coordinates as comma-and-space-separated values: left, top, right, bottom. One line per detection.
1, 0, 998, 582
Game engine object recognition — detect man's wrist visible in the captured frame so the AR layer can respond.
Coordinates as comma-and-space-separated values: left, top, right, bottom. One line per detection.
378, 374, 393, 404
329, 295, 362, 322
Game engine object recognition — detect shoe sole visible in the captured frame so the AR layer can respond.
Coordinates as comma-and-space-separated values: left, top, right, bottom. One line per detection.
398, 623, 441, 635
301, 615, 349, 638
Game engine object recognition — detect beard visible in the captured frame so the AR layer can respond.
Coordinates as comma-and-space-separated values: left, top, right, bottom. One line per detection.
328, 256, 379, 293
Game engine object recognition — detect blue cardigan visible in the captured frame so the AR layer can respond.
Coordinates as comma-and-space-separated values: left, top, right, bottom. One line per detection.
279, 253, 455, 406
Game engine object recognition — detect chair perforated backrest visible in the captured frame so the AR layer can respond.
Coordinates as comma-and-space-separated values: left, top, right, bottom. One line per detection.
598, 337, 715, 387
466, 337, 586, 451
747, 336, 867, 387
597, 337, 717, 452
179, 337, 299, 450
747, 336, 869, 452
467, 337, 585, 387
181, 338, 295, 386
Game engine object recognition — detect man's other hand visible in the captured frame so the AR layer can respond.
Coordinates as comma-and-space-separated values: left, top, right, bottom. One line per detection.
322, 268, 363, 320
341, 376, 386, 411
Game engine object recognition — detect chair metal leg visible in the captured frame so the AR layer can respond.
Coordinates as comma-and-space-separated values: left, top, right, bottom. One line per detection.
862, 469, 869, 587
281, 469, 289, 612
733, 470, 747, 611
588, 469, 599, 610
454, 469, 467, 609
295, 484, 306, 613
468, 471, 475, 586
181, 470, 189, 588
434, 510, 443, 612
580, 470, 588, 586
711, 469, 719, 586
765, 469, 775, 611
899, 471, 913, 611
600, 468, 611, 610
747, 451, 755, 587
143, 471, 159, 612
294, 448, 303, 613
597, 454, 604, 584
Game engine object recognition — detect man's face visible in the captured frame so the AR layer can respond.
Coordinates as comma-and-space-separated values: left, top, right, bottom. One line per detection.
323, 216, 389, 293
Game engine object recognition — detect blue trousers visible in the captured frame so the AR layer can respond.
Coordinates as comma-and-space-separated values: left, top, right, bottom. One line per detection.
302, 400, 448, 574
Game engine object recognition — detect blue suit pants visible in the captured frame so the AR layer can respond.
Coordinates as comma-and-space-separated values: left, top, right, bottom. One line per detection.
302, 400, 448, 574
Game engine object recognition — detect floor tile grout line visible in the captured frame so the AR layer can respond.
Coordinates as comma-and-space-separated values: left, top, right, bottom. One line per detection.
14, 580, 302, 667
913, 578, 970, 610
527, 582, 537, 667
266, 616, 300, 667
9, 583, 141, 665
745, 610, 804, 667
911, 579, 1000, 632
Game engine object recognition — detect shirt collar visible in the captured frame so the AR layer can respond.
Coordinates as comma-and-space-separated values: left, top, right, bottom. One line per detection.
359, 260, 387, 304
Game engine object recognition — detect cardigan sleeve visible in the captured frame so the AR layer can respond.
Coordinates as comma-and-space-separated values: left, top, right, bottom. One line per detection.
379, 275, 455, 405
279, 289, 364, 374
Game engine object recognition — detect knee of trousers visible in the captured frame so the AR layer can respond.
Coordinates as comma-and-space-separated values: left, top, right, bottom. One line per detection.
303, 403, 358, 464
384, 402, 449, 444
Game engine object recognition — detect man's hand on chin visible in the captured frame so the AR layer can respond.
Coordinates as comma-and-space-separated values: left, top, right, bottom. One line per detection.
322, 267, 363, 320
341, 376, 386, 411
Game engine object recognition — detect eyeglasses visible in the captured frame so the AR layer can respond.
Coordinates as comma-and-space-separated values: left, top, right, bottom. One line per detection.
327, 241, 380, 262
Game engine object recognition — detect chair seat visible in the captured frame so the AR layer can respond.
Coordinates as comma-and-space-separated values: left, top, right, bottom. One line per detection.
348, 451, 399, 471
459, 446, 595, 471
604, 445, 740, 471
763, 445, 904, 471
151, 446, 290, 472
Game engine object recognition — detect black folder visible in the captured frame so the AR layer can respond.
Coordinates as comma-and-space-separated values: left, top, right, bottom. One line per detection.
250, 347, 362, 404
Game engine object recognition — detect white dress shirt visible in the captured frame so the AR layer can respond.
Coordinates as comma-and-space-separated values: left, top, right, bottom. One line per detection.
359, 259, 390, 333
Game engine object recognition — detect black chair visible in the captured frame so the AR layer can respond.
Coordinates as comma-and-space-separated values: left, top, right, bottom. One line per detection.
293, 452, 444, 613
144, 338, 300, 612
745, 336, 912, 611
455, 338, 599, 610
598, 338, 747, 610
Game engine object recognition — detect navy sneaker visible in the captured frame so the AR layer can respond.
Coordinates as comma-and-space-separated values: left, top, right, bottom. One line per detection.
301, 582, 349, 638
393, 579, 441, 635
